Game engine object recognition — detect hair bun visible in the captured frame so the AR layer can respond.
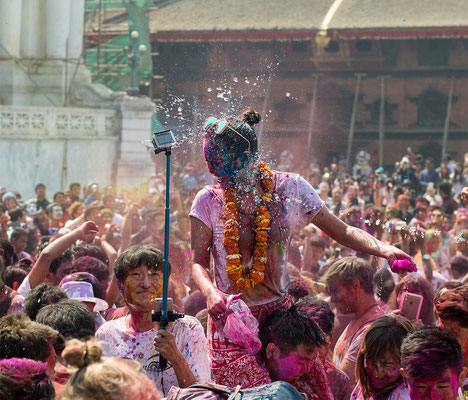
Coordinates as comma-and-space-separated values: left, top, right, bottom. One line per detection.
242, 109, 261, 126
62, 339, 102, 369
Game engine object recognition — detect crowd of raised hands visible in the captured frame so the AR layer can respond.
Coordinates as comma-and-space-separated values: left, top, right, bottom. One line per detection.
0, 149, 467, 399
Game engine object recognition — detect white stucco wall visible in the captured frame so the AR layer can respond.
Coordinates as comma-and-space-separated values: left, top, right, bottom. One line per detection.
0, 105, 119, 199
0, 0, 157, 198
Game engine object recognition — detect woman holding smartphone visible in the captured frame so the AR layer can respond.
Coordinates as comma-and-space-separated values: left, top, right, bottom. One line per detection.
387, 274, 436, 326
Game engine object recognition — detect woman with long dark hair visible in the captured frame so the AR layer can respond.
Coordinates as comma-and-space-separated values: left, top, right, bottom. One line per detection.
387, 273, 436, 326
352, 315, 413, 400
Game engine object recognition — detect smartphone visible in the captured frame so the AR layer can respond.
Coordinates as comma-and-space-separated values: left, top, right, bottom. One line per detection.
399, 292, 423, 320
153, 298, 173, 313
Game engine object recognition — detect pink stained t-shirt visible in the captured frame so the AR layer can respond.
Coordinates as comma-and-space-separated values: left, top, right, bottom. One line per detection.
190, 171, 324, 306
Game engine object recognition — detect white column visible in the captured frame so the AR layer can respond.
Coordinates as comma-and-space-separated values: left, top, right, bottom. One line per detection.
20, 0, 46, 58
0, 0, 23, 57
68, 0, 84, 59
115, 96, 156, 187
45, 0, 71, 59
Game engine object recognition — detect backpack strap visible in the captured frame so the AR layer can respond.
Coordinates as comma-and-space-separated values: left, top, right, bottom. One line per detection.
226, 385, 242, 400
166, 383, 239, 400
188, 383, 233, 394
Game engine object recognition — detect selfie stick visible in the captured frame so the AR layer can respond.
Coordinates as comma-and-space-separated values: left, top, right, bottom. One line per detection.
151, 130, 175, 371
161, 146, 171, 327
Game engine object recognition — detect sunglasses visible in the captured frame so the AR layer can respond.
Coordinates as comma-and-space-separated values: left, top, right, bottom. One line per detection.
204, 117, 251, 154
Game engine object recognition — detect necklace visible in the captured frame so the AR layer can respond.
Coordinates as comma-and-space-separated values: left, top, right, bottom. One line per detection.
355, 302, 379, 320
223, 161, 274, 290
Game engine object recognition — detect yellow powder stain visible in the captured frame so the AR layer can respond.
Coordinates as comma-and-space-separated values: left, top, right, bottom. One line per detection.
124, 277, 163, 307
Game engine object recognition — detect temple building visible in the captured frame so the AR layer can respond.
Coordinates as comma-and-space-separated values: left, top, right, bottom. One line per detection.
138, 0, 468, 167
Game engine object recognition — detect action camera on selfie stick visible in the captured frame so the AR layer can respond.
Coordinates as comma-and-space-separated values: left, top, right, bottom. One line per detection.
150, 129, 184, 371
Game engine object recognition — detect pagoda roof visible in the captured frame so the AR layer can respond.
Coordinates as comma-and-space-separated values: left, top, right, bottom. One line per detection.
147, 0, 468, 40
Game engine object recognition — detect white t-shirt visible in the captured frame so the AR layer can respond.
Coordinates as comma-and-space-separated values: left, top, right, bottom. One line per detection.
96, 315, 211, 396
112, 213, 124, 227
17, 274, 31, 298
189, 172, 324, 306
351, 383, 410, 400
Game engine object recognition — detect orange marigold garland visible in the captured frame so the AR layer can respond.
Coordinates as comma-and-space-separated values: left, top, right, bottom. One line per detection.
223, 161, 273, 290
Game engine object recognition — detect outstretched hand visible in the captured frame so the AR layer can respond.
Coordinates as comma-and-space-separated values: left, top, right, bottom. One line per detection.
78, 221, 99, 243
384, 245, 416, 274
462, 187, 468, 207
0, 214, 10, 227
127, 203, 140, 217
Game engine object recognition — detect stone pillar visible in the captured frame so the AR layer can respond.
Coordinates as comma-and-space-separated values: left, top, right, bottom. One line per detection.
68, 0, 84, 59
115, 96, 156, 188
0, 0, 23, 104
20, 0, 46, 58
0, 0, 23, 57
46, 0, 71, 59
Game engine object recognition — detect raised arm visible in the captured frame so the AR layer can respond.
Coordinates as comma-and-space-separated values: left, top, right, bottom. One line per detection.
172, 187, 185, 215
28, 221, 98, 288
373, 180, 382, 208
64, 213, 85, 230
99, 239, 119, 307
0, 214, 10, 240
311, 206, 411, 267
302, 225, 315, 273
119, 203, 139, 254
462, 187, 468, 207
190, 216, 227, 318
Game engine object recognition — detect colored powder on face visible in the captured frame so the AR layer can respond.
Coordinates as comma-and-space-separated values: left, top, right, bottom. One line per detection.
148, 281, 163, 306
203, 137, 249, 182
124, 274, 163, 307
124, 278, 138, 304
277, 353, 304, 381
365, 360, 400, 390
407, 369, 460, 400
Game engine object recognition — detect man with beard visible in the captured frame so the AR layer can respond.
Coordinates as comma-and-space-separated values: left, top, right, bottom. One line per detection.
325, 257, 385, 387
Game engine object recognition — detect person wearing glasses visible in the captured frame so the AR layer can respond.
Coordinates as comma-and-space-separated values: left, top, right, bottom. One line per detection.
96, 245, 210, 396
190, 108, 412, 398
352, 315, 414, 400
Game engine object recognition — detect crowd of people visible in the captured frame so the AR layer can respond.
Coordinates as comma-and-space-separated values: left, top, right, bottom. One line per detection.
0, 108, 468, 400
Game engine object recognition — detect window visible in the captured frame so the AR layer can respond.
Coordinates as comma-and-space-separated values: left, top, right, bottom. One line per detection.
409, 86, 458, 128
381, 41, 400, 66
324, 40, 339, 53
364, 98, 398, 126
356, 40, 372, 52
417, 40, 449, 66
273, 97, 306, 123
291, 41, 308, 52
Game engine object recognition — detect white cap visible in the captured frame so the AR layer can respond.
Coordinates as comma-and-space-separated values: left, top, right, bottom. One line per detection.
61, 281, 109, 312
